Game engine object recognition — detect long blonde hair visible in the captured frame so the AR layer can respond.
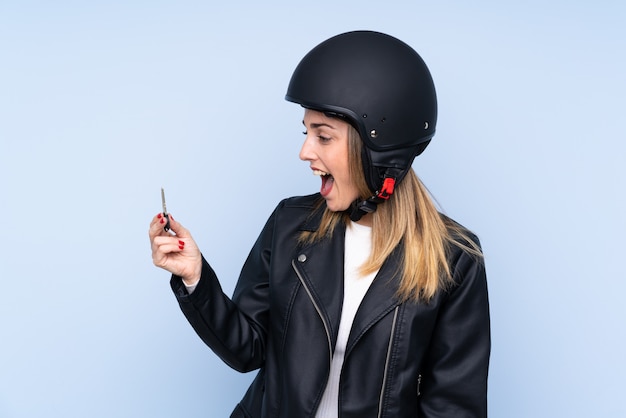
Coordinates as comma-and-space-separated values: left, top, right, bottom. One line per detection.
300, 125, 482, 302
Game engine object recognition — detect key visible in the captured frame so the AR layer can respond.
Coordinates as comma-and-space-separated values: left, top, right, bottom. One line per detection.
161, 187, 171, 232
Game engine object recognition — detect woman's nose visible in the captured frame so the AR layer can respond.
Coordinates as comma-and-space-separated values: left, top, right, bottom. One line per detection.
299, 136, 315, 162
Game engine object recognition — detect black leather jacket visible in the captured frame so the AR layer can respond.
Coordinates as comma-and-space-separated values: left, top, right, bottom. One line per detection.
171, 194, 490, 417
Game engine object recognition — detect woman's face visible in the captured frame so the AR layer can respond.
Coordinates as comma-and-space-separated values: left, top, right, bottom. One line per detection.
300, 109, 360, 212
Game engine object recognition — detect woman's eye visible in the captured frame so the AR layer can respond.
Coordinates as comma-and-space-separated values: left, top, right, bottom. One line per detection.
302, 129, 330, 142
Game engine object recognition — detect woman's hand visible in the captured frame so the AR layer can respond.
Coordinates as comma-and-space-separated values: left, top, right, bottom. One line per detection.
149, 213, 202, 285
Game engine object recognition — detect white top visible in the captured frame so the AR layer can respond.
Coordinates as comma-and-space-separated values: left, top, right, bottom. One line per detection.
316, 221, 378, 418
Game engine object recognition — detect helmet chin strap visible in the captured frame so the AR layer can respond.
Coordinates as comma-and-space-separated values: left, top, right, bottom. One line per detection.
349, 177, 396, 222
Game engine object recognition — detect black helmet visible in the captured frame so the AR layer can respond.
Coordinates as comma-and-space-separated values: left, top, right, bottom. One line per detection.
286, 31, 437, 220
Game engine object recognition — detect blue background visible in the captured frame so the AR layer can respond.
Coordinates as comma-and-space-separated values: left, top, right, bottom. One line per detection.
1, 1, 625, 417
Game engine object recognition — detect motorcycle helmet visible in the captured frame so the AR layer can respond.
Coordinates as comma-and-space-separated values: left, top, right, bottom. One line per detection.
285, 31, 437, 221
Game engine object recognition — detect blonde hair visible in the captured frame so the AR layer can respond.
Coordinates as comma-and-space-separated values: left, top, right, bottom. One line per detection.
300, 125, 482, 302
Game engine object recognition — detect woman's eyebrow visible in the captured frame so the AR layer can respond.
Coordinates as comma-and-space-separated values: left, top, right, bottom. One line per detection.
302, 121, 336, 130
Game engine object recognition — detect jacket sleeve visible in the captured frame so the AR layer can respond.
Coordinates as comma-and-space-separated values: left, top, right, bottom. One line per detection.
170, 205, 279, 373
419, 246, 491, 417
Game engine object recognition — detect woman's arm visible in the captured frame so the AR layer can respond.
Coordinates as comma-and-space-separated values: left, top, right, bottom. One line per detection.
166, 209, 278, 373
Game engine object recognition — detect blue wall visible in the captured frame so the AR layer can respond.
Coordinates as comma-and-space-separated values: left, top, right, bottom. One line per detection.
1, 1, 624, 416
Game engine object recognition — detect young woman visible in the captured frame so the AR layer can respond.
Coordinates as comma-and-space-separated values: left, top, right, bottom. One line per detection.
150, 31, 490, 417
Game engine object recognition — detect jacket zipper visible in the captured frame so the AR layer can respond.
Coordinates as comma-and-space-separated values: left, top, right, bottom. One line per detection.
417, 373, 422, 397
378, 306, 399, 418
291, 259, 334, 364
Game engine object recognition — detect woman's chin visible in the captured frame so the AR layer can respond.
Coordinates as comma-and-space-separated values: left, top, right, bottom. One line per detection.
323, 198, 351, 213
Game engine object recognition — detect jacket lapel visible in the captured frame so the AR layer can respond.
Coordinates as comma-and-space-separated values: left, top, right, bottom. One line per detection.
345, 246, 403, 355
295, 204, 404, 355
295, 207, 346, 351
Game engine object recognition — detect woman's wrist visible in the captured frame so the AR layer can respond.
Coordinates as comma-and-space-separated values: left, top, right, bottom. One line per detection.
181, 259, 202, 287
182, 276, 200, 287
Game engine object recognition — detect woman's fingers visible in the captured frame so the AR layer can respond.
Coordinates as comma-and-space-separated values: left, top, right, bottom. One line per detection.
148, 213, 189, 238
152, 235, 184, 256
151, 237, 183, 268
166, 215, 190, 238
149, 214, 202, 282
148, 213, 170, 239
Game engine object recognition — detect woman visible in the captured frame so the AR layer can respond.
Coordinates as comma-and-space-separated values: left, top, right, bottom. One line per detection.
150, 31, 490, 417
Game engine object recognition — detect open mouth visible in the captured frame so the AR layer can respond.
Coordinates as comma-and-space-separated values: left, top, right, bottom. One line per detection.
313, 169, 334, 197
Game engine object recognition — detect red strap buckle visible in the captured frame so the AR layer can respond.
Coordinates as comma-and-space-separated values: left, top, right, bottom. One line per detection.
376, 178, 396, 200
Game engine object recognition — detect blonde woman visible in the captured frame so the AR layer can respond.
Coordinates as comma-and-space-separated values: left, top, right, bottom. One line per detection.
150, 31, 490, 417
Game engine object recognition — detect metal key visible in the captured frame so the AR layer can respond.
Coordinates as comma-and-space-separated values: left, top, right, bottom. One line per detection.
161, 187, 171, 232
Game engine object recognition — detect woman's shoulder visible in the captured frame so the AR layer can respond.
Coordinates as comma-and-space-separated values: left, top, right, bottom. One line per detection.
440, 213, 484, 271
270, 193, 324, 227
440, 213, 481, 247
278, 193, 323, 210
